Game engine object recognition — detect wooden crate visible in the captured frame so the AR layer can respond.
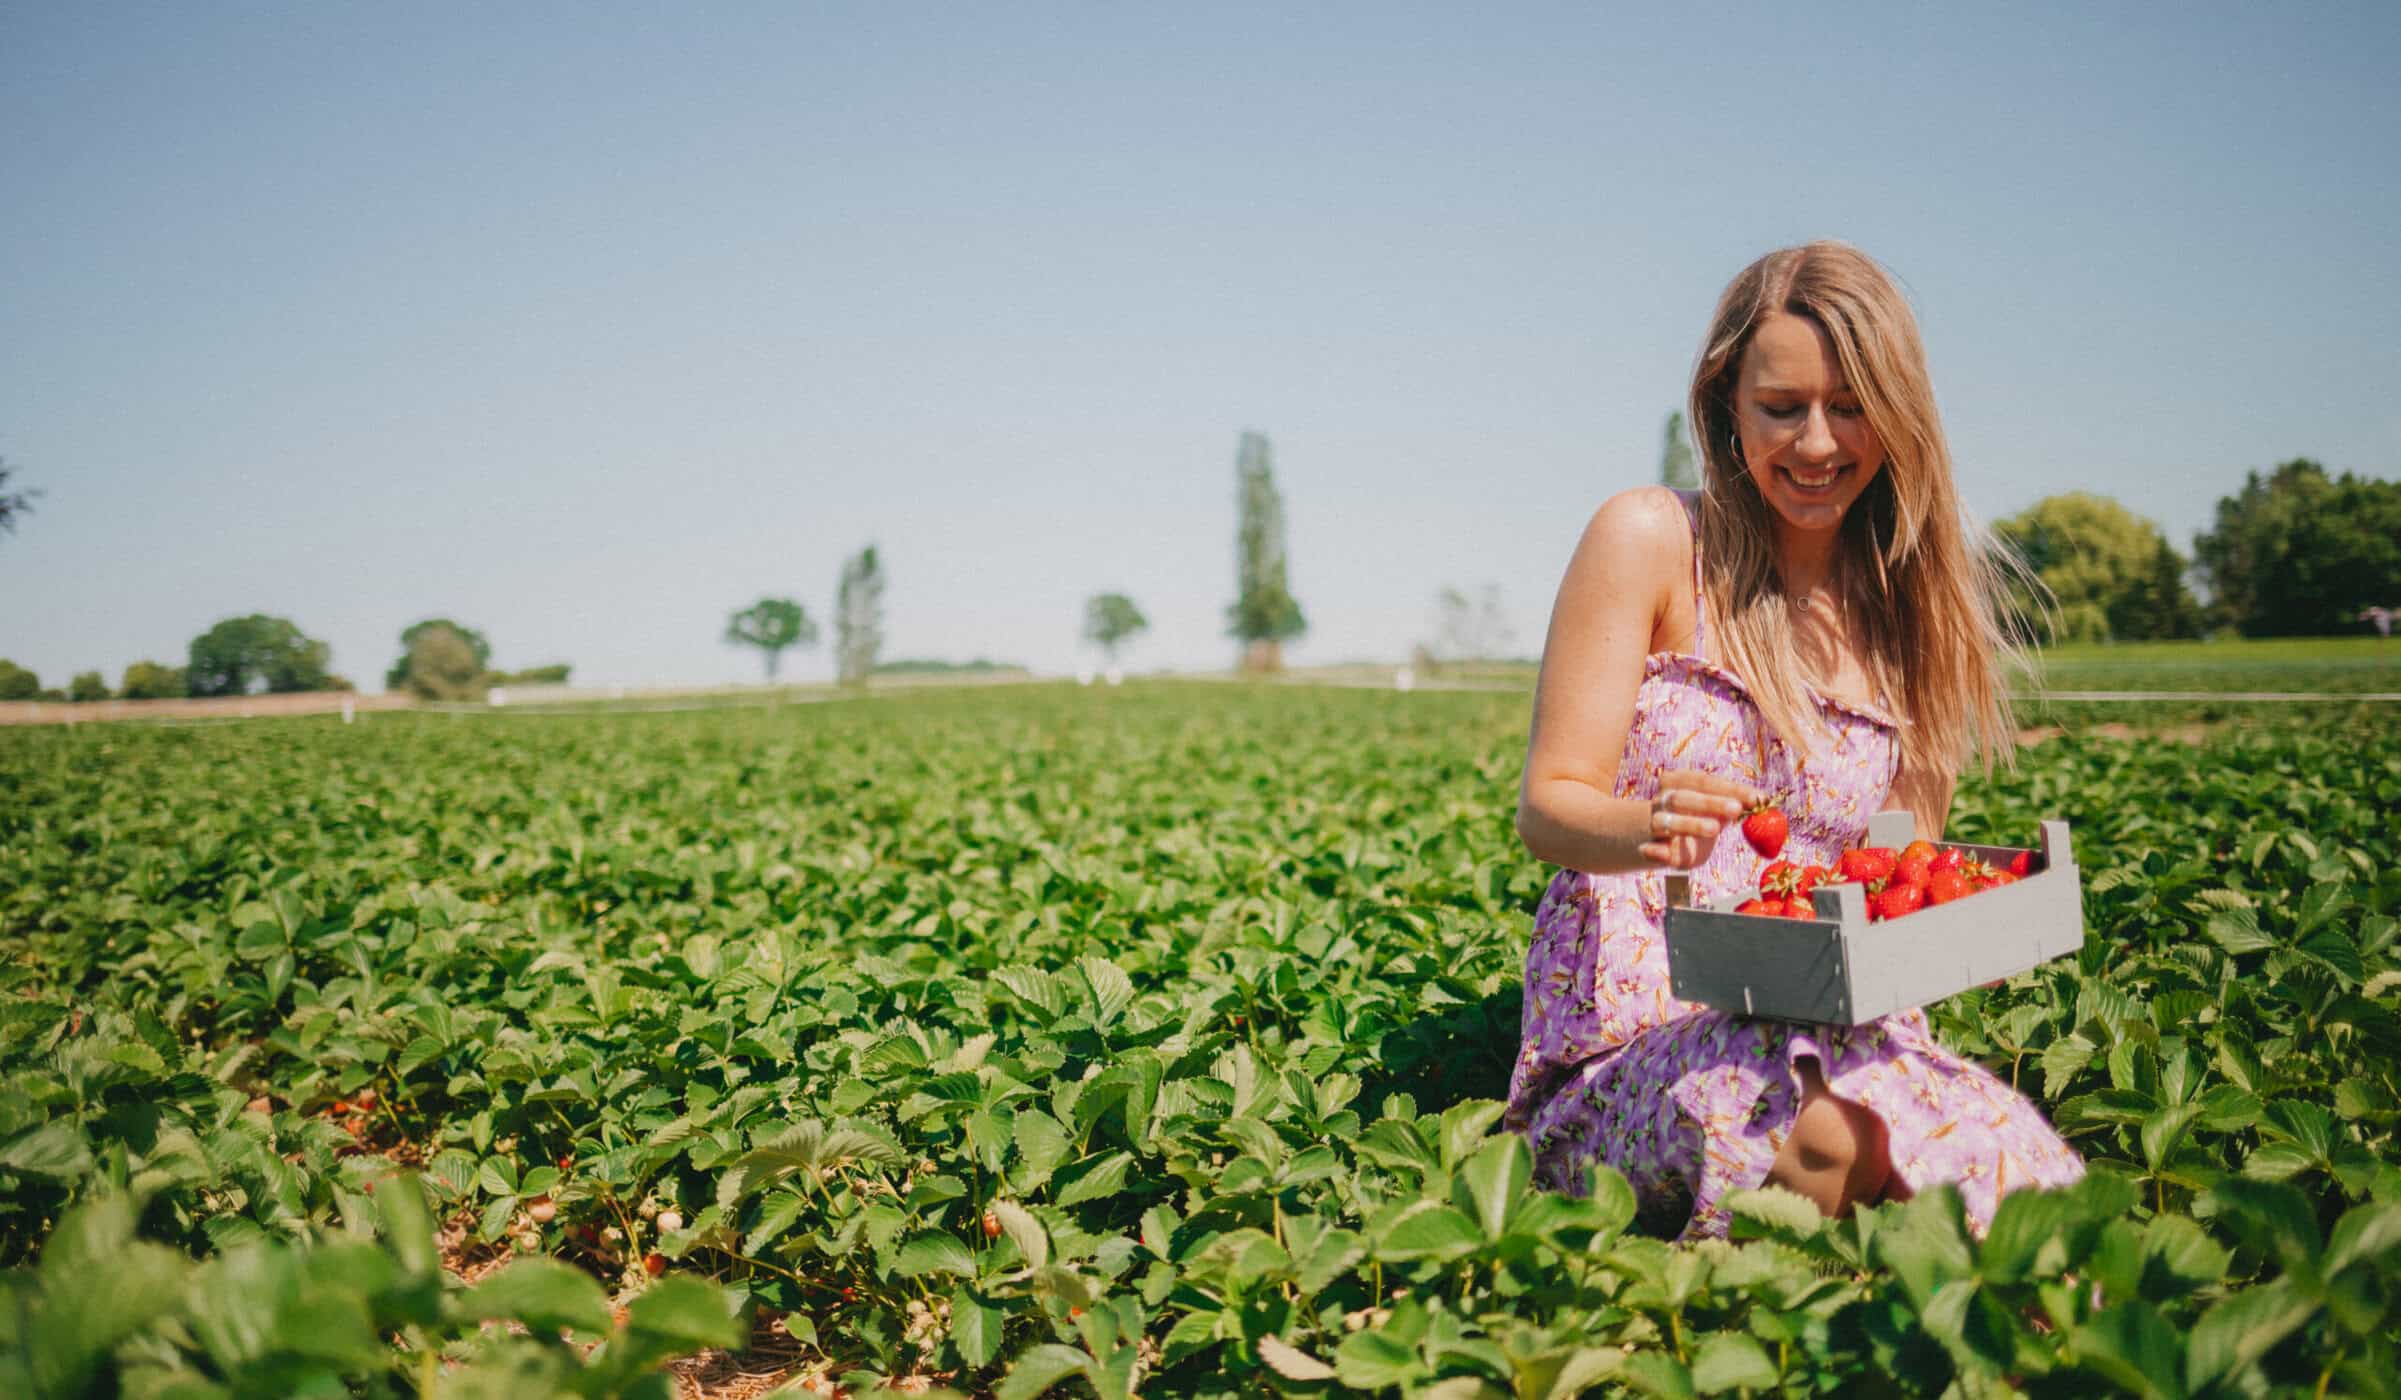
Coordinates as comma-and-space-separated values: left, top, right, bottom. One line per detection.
1661, 811, 2084, 1025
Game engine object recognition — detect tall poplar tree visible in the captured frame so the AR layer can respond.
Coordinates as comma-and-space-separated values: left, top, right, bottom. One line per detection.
835, 546, 885, 687
1659, 411, 1698, 490
1226, 431, 1305, 672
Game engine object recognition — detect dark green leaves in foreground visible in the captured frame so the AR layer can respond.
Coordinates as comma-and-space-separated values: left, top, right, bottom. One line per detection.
0, 687, 2396, 1395
0, 1177, 741, 1398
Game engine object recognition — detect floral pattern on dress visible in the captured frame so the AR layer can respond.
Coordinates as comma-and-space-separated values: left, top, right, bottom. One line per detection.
1503, 651, 2084, 1239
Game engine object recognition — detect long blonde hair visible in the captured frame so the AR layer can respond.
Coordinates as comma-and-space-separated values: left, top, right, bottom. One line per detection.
1686, 241, 2035, 779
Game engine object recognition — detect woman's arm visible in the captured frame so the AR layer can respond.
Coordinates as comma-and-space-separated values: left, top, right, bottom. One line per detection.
1515, 489, 1760, 875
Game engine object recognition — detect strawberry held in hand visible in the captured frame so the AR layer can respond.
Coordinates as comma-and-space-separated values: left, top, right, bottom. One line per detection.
1741, 804, 1789, 860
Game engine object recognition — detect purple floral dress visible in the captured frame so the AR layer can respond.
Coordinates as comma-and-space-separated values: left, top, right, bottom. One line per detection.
1504, 502, 2083, 1239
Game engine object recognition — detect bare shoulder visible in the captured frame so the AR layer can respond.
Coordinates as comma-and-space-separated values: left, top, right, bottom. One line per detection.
1564, 485, 1693, 584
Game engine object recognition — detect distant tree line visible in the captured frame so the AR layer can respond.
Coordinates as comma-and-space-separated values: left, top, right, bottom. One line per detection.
387, 619, 573, 701
2191, 459, 2401, 637
1995, 494, 2204, 643
2, 615, 571, 704
7, 433, 1306, 701
722, 544, 888, 688
1993, 462, 2399, 642
1416, 583, 1517, 672
875, 658, 1021, 675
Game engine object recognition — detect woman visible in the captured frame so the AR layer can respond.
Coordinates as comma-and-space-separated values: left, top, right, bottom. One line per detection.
1505, 241, 2082, 1239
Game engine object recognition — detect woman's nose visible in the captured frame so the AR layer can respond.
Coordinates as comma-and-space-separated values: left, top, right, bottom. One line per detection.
1795, 407, 1839, 461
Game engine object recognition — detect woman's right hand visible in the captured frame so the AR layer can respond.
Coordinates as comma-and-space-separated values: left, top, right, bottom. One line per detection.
1637, 769, 1762, 870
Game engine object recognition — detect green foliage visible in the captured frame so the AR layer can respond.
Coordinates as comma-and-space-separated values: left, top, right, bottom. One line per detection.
1998, 492, 2203, 642
387, 619, 494, 698
1083, 594, 1149, 659
493, 662, 574, 687
1431, 584, 1515, 665
392, 621, 487, 701
118, 660, 189, 700
725, 597, 819, 682
1227, 431, 1306, 658
187, 614, 341, 696
64, 671, 109, 703
2195, 460, 2401, 637
0, 457, 36, 538
389, 619, 493, 688
0, 1179, 739, 1397
0, 659, 37, 701
875, 658, 1020, 675
836, 547, 885, 687
0, 687, 2394, 1394
1660, 411, 1698, 491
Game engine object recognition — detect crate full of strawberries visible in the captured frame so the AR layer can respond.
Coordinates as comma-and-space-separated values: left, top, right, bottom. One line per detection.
1662, 809, 2083, 1026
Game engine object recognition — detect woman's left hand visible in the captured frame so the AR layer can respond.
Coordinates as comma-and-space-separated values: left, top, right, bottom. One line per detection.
1636, 768, 1760, 870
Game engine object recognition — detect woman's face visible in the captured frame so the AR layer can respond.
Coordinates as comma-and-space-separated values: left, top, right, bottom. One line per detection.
1730, 311, 1885, 540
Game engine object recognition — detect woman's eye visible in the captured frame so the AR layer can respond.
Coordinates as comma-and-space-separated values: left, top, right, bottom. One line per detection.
1831, 403, 1865, 418
1761, 404, 1803, 420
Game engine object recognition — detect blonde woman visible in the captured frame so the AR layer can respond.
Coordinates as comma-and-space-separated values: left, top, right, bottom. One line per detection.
1506, 242, 2082, 1238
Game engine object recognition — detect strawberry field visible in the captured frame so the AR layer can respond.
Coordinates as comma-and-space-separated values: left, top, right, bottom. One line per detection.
3, 684, 2397, 1398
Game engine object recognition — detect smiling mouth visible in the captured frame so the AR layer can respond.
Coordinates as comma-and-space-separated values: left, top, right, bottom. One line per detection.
1780, 464, 1848, 490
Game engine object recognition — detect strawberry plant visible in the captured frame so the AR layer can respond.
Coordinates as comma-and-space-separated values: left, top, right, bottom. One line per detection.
1, 687, 2395, 1395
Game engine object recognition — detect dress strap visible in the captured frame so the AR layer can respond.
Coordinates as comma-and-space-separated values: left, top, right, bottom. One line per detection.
1673, 489, 1708, 659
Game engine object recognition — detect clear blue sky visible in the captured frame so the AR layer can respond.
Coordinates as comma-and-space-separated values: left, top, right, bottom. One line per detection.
3, 2, 2396, 688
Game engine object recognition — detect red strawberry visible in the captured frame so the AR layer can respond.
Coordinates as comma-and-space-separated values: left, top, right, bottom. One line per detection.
1984, 870, 2020, 888
1891, 852, 1933, 889
2008, 850, 2034, 878
1836, 847, 1898, 885
1734, 897, 1782, 917
1900, 839, 1939, 865
1782, 897, 1819, 920
643, 1253, 667, 1277
1741, 805, 1789, 860
1925, 871, 1973, 905
1764, 860, 1826, 900
1873, 883, 1927, 921
1928, 847, 1965, 875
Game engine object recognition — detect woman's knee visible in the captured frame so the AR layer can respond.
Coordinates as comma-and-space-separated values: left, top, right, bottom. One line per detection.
1787, 1094, 1863, 1176
1774, 1092, 1893, 1216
